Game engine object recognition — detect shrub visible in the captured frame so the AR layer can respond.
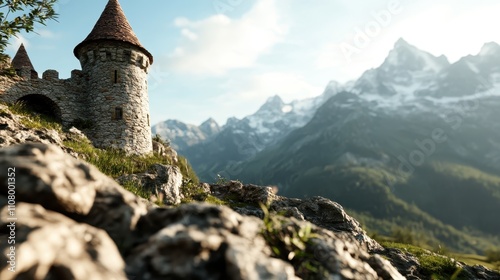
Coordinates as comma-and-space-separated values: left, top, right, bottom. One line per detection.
485, 248, 500, 263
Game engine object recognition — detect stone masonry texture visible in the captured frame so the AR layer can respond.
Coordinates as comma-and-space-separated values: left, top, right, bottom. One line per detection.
0, 0, 154, 154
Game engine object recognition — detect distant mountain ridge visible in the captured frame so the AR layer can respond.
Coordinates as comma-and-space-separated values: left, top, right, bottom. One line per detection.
154, 38, 500, 253
152, 118, 221, 150
229, 39, 500, 253
153, 80, 344, 178
155, 39, 500, 181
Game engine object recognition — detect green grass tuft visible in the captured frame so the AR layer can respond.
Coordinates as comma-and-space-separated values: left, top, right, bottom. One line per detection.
382, 241, 466, 279
260, 203, 328, 279
64, 139, 175, 178
64, 137, 201, 206
6, 102, 62, 132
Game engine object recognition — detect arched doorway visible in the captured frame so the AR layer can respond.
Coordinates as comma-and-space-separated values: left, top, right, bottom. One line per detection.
16, 94, 62, 122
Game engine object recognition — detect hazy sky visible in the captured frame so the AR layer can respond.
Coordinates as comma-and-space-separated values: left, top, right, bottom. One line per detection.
7, 0, 500, 126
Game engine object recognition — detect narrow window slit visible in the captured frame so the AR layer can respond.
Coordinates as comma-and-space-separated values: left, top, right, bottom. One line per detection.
114, 107, 123, 120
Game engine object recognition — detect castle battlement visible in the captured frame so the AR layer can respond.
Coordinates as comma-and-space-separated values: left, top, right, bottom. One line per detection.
13, 65, 83, 84
78, 43, 150, 72
0, 0, 154, 154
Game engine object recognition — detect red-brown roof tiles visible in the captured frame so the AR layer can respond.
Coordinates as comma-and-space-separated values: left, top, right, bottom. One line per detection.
74, 0, 153, 64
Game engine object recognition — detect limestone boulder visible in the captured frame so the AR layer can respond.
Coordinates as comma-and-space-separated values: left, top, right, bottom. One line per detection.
126, 204, 298, 280
308, 227, 405, 279
0, 203, 126, 280
117, 164, 183, 205
0, 142, 148, 253
210, 180, 277, 206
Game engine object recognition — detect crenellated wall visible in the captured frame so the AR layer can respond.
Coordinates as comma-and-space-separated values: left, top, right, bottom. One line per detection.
0, 69, 86, 126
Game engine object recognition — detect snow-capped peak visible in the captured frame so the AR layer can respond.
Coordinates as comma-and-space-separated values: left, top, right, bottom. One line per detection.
381, 38, 449, 73
256, 95, 286, 114
200, 117, 218, 127
393, 37, 411, 49
199, 118, 220, 137
266, 95, 285, 106
478, 42, 500, 57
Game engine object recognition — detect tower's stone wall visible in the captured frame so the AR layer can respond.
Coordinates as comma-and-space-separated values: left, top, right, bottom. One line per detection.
77, 41, 152, 154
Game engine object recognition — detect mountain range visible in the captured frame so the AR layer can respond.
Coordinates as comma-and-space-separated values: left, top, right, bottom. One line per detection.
152, 38, 500, 253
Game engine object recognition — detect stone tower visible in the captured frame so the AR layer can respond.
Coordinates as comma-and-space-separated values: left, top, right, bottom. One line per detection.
73, 0, 153, 154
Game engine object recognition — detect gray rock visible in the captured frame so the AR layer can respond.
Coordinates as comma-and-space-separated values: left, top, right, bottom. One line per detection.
152, 140, 166, 156
210, 182, 381, 251
68, 126, 88, 140
368, 254, 407, 280
278, 196, 382, 251
281, 207, 305, 221
165, 146, 178, 163
260, 214, 404, 280
0, 142, 96, 215
461, 264, 500, 280
117, 164, 183, 205
210, 181, 277, 205
0, 142, 148, 253
0, 203, 126, 280
126, 203, 298, 280
379, 248, 422, 279
0, 104, 64, 149
152, 139, 179, 163
379, 247, 500, 280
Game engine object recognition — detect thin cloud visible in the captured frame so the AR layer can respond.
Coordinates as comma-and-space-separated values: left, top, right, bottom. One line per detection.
167, 0, 286, 76
220, 72, 324, 103
7, 35, 29, 54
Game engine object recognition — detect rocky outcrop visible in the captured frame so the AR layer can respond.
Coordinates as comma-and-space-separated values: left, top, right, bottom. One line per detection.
117, 164, 183, 205
210, 181, 500, 279
210, 181, 381, 251
377, 247, 500, 280
0, 142, 498, 279
0, 104, 63, 148
0, 143, 148, 254
126, 204, 298, 280
0, 104, 89, 160
0, 143, 404, 280
0, 203, 126, 280
152, 140, 178, 164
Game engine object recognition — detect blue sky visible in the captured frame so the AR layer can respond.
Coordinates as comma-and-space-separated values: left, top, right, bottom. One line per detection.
6, 0, 500, 126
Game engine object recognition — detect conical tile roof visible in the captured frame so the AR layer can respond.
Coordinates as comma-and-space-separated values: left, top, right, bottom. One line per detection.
11, 44, 36, 71
74, 0, 153, 64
